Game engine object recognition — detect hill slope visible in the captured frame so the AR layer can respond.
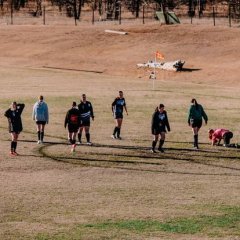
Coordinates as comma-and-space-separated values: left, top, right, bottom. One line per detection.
0, 22, 239, 85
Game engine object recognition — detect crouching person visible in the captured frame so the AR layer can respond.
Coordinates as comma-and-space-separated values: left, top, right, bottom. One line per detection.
65, 102, 81, 153
208, 128, 233, 147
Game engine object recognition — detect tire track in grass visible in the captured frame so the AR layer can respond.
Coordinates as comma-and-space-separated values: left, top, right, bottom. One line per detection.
1, 128, 239, 176
38, 142, 240, 177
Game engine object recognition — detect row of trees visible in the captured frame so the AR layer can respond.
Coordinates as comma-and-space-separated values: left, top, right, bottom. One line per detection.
0, 0, 239, 20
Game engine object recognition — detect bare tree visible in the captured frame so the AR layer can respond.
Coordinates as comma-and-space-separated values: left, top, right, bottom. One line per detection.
35, 0, 42, 16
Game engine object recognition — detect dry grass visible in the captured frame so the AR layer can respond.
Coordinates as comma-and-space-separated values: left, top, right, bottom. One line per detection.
0, 22, 240, 239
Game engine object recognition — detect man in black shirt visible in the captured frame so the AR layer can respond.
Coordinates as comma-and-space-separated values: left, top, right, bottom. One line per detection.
111, 91, 128, 139
77, 94, 94, 145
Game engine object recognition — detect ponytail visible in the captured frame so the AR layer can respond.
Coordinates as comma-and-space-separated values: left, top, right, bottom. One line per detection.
191, 98, 199, 109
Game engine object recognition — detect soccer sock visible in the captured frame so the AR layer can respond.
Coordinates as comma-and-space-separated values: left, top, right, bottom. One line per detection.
117, 128, 121, 138
113, 127, 118, 136
152, 140, 157, 150
159, 139, 165, 149
11, 141, 14, 152
37, 131, 40, 141
72, 139, 76, 145
194, 134, 198, 147
12, 141, 17, 152
86, 133, 90, 142
78, 133, 82, 142
40, 131, 44, 141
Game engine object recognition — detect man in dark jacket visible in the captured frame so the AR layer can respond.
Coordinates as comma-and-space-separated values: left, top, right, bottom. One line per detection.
4, 102, 25, 155
151, 103, 170, 153
65, 102, 81, 152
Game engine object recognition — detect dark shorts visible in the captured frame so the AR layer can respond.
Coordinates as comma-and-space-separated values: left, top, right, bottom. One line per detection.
10, 131, 21, 134
190, 119, 202, 128
114, 113, 123, 119
80, 120, 90, 127
36, 121, 46, 125
9, 125, 22, 134
68, 124, 79, 133
152, 126, 166, 135
223, 131, 233, 145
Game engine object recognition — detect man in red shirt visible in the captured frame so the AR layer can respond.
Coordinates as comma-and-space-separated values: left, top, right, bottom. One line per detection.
208, 128, 233, 147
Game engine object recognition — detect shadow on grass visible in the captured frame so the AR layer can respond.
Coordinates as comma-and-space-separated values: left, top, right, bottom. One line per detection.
37, 144, 240, 176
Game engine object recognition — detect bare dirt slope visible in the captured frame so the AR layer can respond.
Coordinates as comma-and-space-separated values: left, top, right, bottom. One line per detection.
0, 22, 239, 85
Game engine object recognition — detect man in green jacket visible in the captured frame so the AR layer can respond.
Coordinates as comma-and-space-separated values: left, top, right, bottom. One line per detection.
188, 98, 208, 149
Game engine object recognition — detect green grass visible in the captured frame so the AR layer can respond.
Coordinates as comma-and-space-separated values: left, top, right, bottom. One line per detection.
32, 206, 240, 239
82, 207, 240, 235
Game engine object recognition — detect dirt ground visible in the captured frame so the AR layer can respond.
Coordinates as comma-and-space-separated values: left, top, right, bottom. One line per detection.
0, 21, 240, 239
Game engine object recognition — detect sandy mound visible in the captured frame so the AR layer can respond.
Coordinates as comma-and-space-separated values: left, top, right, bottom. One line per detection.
0, 22, 239, 85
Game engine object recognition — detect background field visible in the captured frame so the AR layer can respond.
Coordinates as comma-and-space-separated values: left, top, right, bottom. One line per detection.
0, 22, 240, 239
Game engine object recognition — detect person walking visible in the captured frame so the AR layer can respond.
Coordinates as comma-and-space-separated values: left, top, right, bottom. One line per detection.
65, 102, 81, 152
111, 91, 128, 139
77, 94, 94, 145
188, 98, 208, 149
4, 102, 25, 155
151, 104, 171, 153
208, 128, 233, 147
32, 95, 49, 144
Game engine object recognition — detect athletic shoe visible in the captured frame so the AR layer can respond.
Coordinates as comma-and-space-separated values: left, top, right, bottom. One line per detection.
77, 141, 82, 145
86, 142, 92, 146
194, 146, 199, 150
150, 149, 157, 153
37, 140, 41, 144
71, 144, 76, 153
158, 148, 164, 153
10, 151, 19, 156
116, 136, 122, 140
111, 135, 116, 139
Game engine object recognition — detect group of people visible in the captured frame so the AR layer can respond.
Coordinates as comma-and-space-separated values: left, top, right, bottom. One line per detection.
64, 93, 94, 152
4, 92, 236, 156
4, 91, 128, 155
150, 98, 236, 152
4, 95, 49, 155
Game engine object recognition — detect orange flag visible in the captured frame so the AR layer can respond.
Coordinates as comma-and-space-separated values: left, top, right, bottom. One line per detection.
155, 51, 164, 60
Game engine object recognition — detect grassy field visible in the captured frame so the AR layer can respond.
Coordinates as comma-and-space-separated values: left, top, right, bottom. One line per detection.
0, 64, 240, 240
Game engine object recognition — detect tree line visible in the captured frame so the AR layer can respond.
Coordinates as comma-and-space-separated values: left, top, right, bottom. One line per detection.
0, 0, 239, 20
